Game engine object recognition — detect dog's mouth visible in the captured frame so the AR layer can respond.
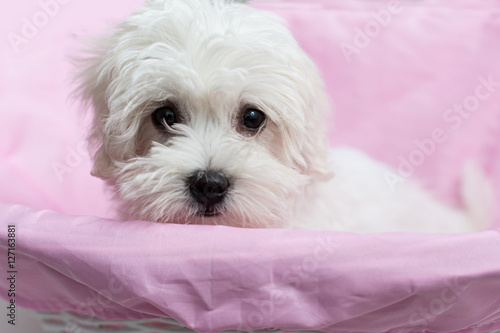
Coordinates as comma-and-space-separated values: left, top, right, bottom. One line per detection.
196, 207, 222, 217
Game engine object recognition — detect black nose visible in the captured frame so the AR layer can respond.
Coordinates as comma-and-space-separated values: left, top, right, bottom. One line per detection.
187, 170, 230, 208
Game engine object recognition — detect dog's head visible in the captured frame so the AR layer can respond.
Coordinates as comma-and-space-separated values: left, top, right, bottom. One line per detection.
76, 0, 331, 227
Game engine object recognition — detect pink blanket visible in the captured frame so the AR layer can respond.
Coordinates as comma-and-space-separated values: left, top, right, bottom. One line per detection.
1, 0, 499, 332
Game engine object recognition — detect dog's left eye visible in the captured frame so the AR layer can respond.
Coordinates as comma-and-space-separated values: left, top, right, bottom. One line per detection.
152, 106, 178, 129
242, 109, 266, 130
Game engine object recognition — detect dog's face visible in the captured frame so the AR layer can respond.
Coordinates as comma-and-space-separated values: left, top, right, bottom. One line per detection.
77, 0, 330, 227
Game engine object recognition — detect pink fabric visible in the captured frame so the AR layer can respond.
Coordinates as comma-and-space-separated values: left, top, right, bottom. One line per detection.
0, 0, 500, 332
1, 204, 500, 333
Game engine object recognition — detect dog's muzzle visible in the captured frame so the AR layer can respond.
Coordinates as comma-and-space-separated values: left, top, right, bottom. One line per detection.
187, 170, 230, 216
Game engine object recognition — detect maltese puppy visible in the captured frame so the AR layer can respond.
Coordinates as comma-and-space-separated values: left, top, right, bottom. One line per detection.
76, 0, 490, 232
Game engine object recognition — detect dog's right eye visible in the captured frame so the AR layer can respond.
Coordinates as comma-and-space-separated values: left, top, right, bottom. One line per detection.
242, 108, 266, 130
152, 106, 178, 129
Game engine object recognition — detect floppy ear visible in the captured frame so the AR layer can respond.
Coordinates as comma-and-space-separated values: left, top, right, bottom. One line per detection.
276, 82, 333, 182
73, 39, 116, 180
302, 92, 334, 181
288, 51, 333, 182
90, 144, 115, 179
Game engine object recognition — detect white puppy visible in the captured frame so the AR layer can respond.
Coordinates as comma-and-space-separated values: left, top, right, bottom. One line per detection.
76, 0, 490, 232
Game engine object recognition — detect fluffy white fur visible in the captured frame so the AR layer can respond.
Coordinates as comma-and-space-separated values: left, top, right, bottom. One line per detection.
76, 0, 490, 232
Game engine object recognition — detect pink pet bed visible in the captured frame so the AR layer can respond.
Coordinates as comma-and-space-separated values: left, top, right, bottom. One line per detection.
1, 0, 500, 332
